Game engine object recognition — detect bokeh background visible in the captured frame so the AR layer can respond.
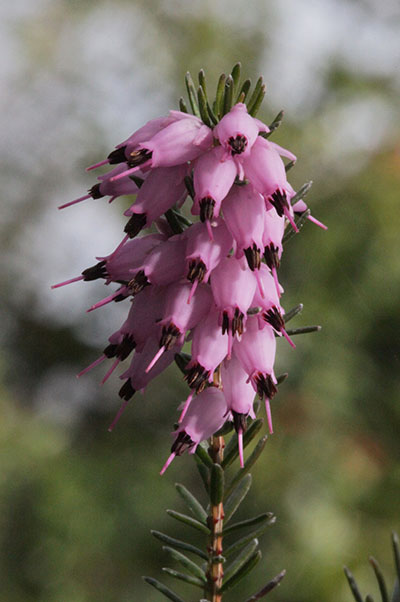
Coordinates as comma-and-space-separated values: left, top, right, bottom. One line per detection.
1, 1, 399, 600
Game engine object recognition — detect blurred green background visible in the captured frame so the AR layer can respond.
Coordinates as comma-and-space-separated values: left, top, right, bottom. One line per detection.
1, 1, 399, 600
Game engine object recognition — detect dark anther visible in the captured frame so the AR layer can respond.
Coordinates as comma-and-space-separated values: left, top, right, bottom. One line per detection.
118, 379, 136, 401
184, 363, 210, 393
263, 243, 280, 270
160, 323, 181, 350
222, 312, 230, 335
82, 260, 107, 281
128, 270, 149, 295
231, 307, 244, 336
269, 190, 289, 217
199, 197, 216, 222
114, 291, 129, 303
263, 307, 285, 333
127, 148, 152, 168
107, 146, 128, 164
171, 431, 195, 456
103, 343, 118, 358
254, 372, 277, 400
116, 335, 136, 360
228, 134, 248, 155
89, 183, 103, 199
187, 259, 207, 284
233, 411, 248, 434
124, 213, 147, 238
244, 244, 261, 271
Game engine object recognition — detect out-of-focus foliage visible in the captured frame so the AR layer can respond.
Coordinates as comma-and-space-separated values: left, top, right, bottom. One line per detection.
0, 1, 399, 600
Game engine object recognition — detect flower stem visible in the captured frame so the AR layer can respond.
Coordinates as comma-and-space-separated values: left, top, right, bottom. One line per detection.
206, 435, 225, 601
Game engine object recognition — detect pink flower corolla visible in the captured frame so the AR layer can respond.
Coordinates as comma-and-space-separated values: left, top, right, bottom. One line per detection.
110, 116, 213, 182
123, 165, 188, 238
243, 136, 298, 231
292, 199, 328, 231
210, 255, 257, 355
160, 386, 228, 474
58, 164, 143, 210
146, 282, 212, 373
184, 218, 233, 297
262, 207, 285, 292
221, 353, 256, 467
214, 103, 268, 160
233, 316, 277, 433
192, 145, 237, 228
185, 310, 229, 393
127, 235, 187, 294
222, 183, 266, 271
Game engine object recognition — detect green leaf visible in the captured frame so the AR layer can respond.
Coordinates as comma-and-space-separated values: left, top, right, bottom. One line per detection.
164, 209, 186, 235
392, 533, 400, 582
162, 567, 205, 588
174, 352, 191, 374
223, 539, 259, 583
231, 62, 241, 92
151, 530, 208, 560
282, 209, 310, 244
391, 580, 400, 602
366, 596, 375, 602
214, 73, 226, 119
224, 524, 274, 559
184, 175, 195, 199
223, 513, 274, 537
206, 100, 218, 125
225, 436, 268, 498
222, 419, 264, 468
247, 76, 264, 115
263, 109, 285, 138
219, 550, 262, 593
198, 69, 208, 98
284, 304, 303, 323
175, 483, 208, 523
223, 75, 234, 116
178, 97, 188, 114
236, 78, 251, 104
344, 566, 364, 602
163, 546, 206, 581
128, 174, 144, 188
291, 181, 313, 205
210, 463, 224, 505
369, 557, 389, 602
276, 372, 289, 385
224, 474, 252, 524
166, 509, 210, 534
197, 86, 212, 127
213, 420, 234, 437
195, 443, 213, 469
185, 72, 201, 118
143, 576, 185, 602
244, 569, 286, 601
285, 159, 296, 172
285, 325, 321, 336
195, 458, 210, 494
248, 84, 266, 117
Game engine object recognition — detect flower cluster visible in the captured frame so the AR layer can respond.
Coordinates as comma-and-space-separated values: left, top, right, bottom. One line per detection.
54, 72, 326, 472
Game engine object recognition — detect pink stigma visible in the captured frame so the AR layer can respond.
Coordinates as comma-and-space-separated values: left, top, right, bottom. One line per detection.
86, 159, 110, 172
205, 219, 214, 241
160, 452, 176, 475
108, 399, 129, 432
101, 358, 120, 384
87, 287, 128, 312
227, 330, 233, 360
271, 267, 281, 298
254, 269, 265, 299
178, 391, 194, 423
265, 398, 274, 434
145, 346, 166, 374
282, 328, 296, 349
308, 215, 328, 230
284, 208, 299, 233
77, 354, 106, 378
51, 275, 84, 289
110, 165, 141, 182
58, 194, 91, 210
187, 279, 198, 304
238, 430, 244, 468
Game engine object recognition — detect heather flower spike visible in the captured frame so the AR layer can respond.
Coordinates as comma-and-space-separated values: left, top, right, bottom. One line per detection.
55, 63, 324, 462
56, 64, 326, 601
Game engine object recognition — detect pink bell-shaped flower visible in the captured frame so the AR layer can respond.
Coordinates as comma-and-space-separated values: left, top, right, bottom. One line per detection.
160, 386, 228, 474
214, 103, 264, 158
192, 145, 237, 228
222, 183, 266, 271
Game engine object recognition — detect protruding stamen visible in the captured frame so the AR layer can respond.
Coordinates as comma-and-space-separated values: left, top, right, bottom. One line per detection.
108, 399, 129, 432
86, 287, 128, 312
308, 215, 328, 230
206, 219, 213, 241
227, 329, 233, 360
265, 398, 274, 434
187, 279, 198, 304
145, 346, 166, 374
281, 328, 296, 349
51, 275, 84, 289
58, 194, 91, 210
110, 165, 141, 182
284, 208, 299, 233
238, 430, 244, 468
101, 358, 120, 385
271, 266, 281, 298
86, 158, 110, 172
178, 391, 194, 423
77, 354, 106, 378
160, 452, 176, 475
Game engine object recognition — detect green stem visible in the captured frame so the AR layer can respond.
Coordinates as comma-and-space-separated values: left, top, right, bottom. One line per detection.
205, 436, 225, 601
